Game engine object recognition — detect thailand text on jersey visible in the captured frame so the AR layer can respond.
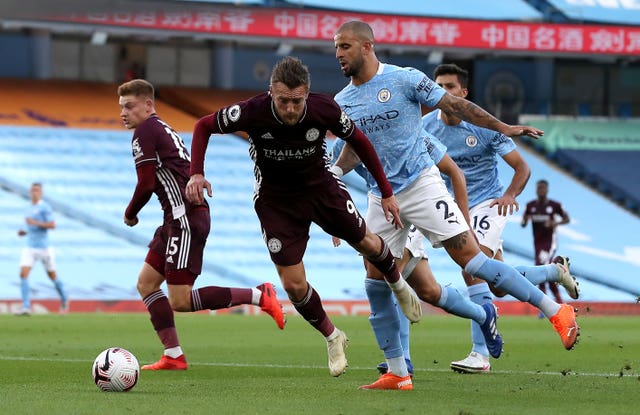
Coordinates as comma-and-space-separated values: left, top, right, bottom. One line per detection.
213, 92, 355, 194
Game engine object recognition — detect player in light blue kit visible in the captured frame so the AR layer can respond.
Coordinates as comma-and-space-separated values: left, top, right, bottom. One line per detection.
422, 64, 580, 374
16, 182, 68, 315
332, 21, 579, 390
331, 132, 478, 379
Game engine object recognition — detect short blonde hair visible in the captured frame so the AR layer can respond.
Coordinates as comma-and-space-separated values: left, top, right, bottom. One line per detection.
117, 79, 154, 101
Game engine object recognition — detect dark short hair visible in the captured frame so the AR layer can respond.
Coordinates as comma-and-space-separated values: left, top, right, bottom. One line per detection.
433, 63, 469, 89
537, 179, 549, 186
31, 182, 42, 188
270, 56, 310, 89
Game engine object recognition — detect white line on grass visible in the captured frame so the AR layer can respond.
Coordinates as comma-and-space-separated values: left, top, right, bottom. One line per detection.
0, 355, 636, 378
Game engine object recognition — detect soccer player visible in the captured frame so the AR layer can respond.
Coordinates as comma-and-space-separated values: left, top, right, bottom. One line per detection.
422, 64, 580, 373
118, 79, 285, 371
522, 179, 575, 303
16, 182, 68, 315
330, 135, 502, 380
186, 56, 418, 378
332, 20, 579, 390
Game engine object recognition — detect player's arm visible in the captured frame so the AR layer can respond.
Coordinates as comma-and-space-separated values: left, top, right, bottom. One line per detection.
343, 127, 402, 228
187, 114, 219, 204
124, 163, 155, 226
436, 94, 543, 139
331, 141, 363, 177
490, 149, 531, 216
26, 217, 56, 229
556, 206, 570, 227
436, 154, 470, 226
521, 206, 530, 227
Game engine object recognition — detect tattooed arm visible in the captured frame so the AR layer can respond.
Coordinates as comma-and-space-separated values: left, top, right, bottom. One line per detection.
436, 93, 543, 139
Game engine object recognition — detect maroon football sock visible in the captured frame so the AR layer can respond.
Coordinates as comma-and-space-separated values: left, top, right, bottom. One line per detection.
366, 235, 401, 283
291, 285, 334, 337
143, 290, 179, 349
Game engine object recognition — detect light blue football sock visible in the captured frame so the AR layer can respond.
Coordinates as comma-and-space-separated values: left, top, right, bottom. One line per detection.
365, 278, 404, 361
20, 278, 30, 309
514, 264, 558, 285
395, 304, 411, 361
468, 282, 492, 357
436, 283, 485, 324
465, 252, 545, 308
52, 279, 67, 304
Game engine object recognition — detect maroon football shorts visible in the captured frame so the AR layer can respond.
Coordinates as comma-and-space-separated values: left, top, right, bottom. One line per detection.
254, 178, 367, 266
147, 206, 210, 285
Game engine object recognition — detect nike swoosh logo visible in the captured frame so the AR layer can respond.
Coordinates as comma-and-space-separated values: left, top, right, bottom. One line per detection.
566, 327, 575, 338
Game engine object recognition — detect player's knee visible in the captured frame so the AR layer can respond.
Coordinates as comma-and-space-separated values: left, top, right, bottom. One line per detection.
167, 295, 191, 312
413, 284, 439, 305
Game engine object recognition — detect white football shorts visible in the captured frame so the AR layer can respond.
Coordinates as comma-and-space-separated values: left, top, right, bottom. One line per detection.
19, 247, 56, 272
367, 166, 469, 258
468, 198, 508, 257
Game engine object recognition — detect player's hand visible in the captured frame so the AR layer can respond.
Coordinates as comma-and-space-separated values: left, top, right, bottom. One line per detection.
332, 236, 341, 247
17, 229, 27, 237
186, 174, 212, 204
124, 215, 139, 227
489, 195, 519, 216
501, 125, 543, 140
381, 195, 403, 230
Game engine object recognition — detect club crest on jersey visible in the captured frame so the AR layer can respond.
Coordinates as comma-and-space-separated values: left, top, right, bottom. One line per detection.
267, 237, 282, 253
465, 135, 478, 147
305, 128, 320, 142
132, 138, 143, 160
228, 105, 241, 122
377, 88, 391, 103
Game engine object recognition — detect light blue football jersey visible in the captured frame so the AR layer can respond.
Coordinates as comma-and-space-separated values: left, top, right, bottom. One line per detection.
25, 200, 54, 248
330, 131, 446, 189
422, 109, 517, 208
334, 63, 446, 196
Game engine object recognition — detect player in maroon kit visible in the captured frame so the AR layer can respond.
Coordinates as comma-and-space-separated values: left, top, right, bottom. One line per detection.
186, 56, 420, 377
118, 79, 285, 371
521, 179, 574, 303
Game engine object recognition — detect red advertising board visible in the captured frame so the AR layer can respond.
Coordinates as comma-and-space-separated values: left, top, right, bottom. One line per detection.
41, 8, 640, 55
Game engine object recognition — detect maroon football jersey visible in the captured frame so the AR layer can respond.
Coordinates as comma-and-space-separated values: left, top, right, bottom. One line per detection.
524, 198, 566, 248
131, 115, 195, 221
213, 92, 355, 193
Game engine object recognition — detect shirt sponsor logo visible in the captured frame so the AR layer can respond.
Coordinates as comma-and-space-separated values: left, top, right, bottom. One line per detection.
263, 147, 316, 160
416, 76, 434, 94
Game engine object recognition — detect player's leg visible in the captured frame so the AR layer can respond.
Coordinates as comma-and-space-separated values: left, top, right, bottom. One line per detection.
277, 262, 349, 376
137, 255, 187, 370
17, 248, 34, 315
352, 195, 421, 323
514, 248, 579, 300
452, 237, 579, 350
169, 208, 285, 328
256, 193, 345, 376
377, 245, 419, 376
43, 248, 68, 313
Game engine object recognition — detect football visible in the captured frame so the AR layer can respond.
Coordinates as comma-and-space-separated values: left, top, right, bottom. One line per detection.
91, 347, 140, 392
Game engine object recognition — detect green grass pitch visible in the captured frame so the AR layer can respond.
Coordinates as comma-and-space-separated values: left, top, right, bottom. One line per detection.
1, 312, 639, 414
